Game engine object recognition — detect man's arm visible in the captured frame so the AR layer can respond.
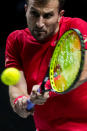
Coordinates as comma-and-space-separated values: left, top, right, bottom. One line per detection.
75, 50, 87, 88
9, 70, 49, 118
9, 71, 33, 118
9, 71, 28, 106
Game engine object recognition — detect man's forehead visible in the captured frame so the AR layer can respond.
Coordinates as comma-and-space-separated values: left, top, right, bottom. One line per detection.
30, 6, 55, 14
28, 0, 59, 8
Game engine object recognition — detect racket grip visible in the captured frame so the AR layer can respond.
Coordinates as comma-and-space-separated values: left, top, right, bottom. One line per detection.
27, 99, 35, 111
27, 88, 40, 111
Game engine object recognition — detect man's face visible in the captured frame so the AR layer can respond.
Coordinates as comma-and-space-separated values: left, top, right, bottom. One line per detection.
25, 0, 63, 42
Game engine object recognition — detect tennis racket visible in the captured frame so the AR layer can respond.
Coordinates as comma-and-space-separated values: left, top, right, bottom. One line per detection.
27, 28, 86, 110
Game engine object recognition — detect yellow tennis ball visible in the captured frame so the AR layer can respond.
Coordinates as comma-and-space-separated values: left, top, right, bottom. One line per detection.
1, 67, 20, 86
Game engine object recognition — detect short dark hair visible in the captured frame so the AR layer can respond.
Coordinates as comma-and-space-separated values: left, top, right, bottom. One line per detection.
25, 0, 65, 12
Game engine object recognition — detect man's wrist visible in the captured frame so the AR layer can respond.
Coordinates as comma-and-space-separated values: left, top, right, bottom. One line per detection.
13, 95, 28, 104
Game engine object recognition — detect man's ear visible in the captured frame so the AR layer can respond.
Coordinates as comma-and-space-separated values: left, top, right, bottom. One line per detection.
60, 10, 65, 17
58, 10, 64, 22
24, 4, 28, 12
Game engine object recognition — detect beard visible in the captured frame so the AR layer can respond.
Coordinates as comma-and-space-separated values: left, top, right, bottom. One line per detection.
31, 30, 47, 41
28, 26, 56, 42
27, 21, 59, 42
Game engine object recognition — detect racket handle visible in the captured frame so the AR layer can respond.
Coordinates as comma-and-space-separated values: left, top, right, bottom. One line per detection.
27, 99, 35, 111
26, 84, 52, 111
26, 88, 40, 111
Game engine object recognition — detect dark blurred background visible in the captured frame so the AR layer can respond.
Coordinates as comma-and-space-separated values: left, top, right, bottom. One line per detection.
0, 0, 87, 131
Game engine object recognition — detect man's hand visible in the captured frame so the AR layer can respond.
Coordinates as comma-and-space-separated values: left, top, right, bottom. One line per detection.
13, 96, 34, 118
30, 85, 49, 105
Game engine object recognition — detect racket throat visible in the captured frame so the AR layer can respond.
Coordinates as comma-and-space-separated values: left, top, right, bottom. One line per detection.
41, 69, 49, 92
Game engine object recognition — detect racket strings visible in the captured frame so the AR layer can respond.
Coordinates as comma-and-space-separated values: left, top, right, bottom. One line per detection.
50, 29, 84, 93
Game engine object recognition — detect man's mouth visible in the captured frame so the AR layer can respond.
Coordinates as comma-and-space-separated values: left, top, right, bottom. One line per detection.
33, 30, 47, 37
34, 29, 46, 33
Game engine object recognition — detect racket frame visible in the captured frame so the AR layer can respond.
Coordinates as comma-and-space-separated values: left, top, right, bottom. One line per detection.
49, 28, 85, 94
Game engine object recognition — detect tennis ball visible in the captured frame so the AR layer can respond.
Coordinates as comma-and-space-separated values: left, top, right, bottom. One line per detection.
1, 67, 20, 86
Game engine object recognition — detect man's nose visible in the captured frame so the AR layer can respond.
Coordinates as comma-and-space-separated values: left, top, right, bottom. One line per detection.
36, 16, 45, 29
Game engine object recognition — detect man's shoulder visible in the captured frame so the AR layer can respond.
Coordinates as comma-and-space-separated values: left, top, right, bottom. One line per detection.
62, 16, 87, 24
7, 28, 30, 39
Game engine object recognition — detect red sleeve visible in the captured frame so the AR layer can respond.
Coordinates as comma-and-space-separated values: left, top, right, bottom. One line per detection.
5, 31, 23, 70
70, 18, 87, 49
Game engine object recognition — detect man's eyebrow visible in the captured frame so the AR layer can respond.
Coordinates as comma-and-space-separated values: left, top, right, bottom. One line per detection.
30, 7, 39, 12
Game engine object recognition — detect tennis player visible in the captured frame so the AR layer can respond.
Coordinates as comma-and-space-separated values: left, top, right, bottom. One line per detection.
5, 0, 87, 130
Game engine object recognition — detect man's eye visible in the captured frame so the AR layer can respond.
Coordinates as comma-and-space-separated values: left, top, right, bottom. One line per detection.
44, 13, 53, 19
30, 11, 39, 17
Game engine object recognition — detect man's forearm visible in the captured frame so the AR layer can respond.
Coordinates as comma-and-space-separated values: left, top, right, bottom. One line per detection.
9, 71, 29, 108
9, 85, 29, 108
74, 50, 87, 88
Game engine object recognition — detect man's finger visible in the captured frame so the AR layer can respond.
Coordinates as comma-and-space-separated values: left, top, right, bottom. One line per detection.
32, 85, 40, 92
43, 91, 49, 99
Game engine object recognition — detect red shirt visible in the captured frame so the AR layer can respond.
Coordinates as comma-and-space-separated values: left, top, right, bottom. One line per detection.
5, 16, 87, 131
